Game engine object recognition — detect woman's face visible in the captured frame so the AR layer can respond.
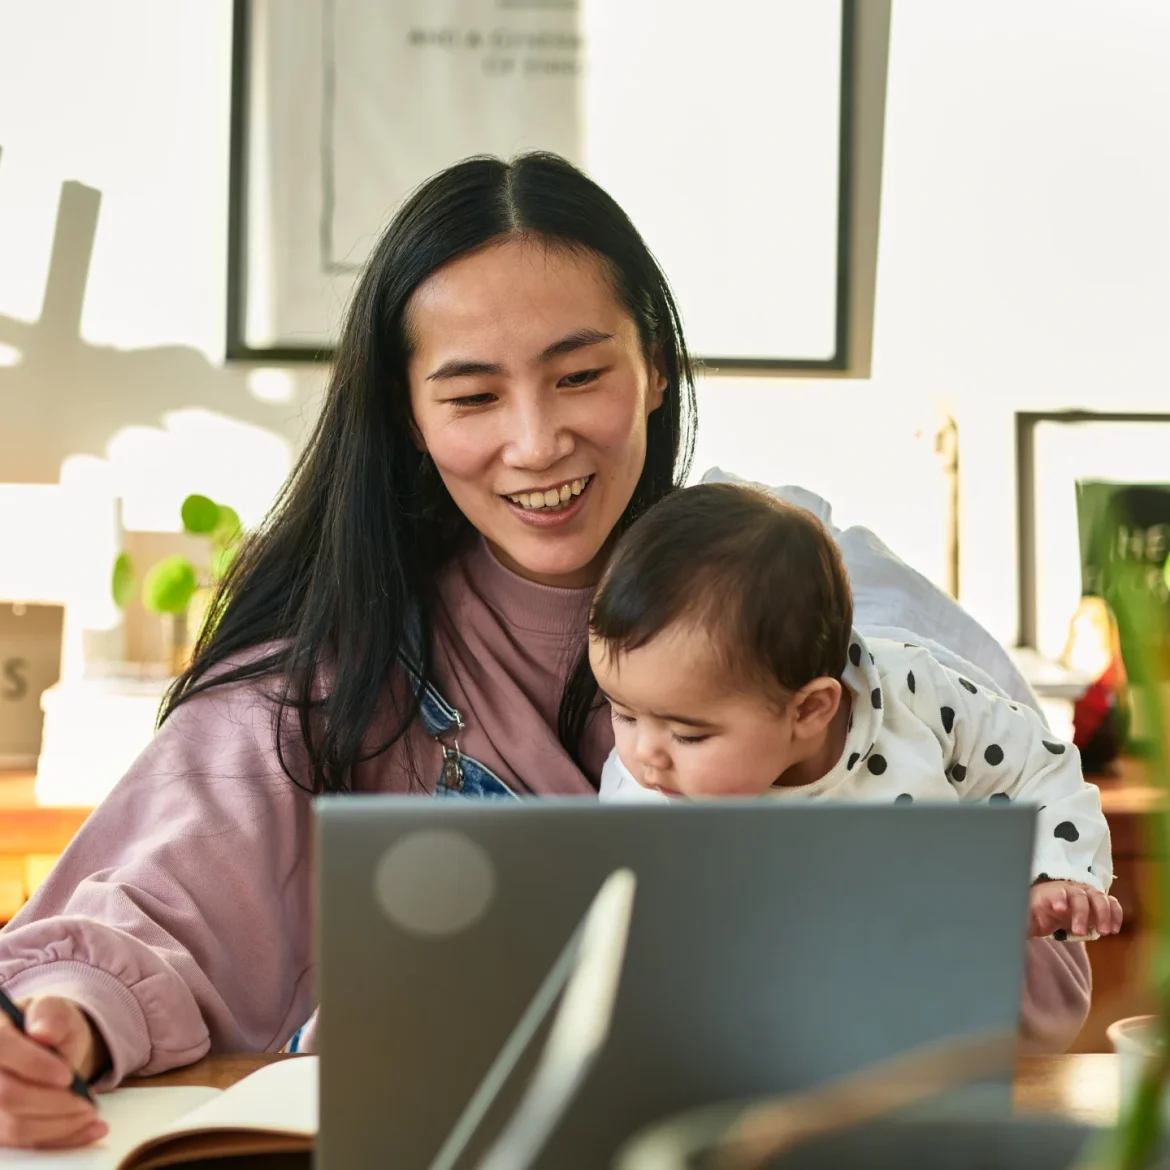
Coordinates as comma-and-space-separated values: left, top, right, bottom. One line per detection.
407, 237, 666, 588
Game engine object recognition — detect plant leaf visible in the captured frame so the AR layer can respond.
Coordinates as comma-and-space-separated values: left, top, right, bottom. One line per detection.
142, 555, 198, 615
111, 552, 136, 609
210, 544, 236, 581
181, 494, 221, 536
212, 505, 242, 547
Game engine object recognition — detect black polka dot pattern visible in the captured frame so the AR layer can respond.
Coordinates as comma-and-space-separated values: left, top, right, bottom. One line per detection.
1053, 929, 1068, 942
907, 670, 916, 694
950, 764, 967, 782
847, 752, 859, 770
941, 707, 955, 734
1036, 873, 1051, 882
872, 688, 882, 709
895, 793, 913, 804
989, 793, 1011, 804
849, 643, 861, 667
867, 754, 888, 775
1054, 821, 1080, 843
959, 678, 978, 694
1043, 741, 1067, 755
984, 744, 1004, 766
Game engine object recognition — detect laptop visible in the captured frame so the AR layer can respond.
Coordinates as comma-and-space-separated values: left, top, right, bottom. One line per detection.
316, 800, 1035, 1169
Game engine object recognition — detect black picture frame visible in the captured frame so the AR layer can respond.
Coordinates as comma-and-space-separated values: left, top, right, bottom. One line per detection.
1015, 409, 1170, 649
225, 0, 873, 369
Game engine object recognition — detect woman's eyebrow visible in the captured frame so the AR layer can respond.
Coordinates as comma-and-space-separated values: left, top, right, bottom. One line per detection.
427, 358, 502, 382
538, 328, 614, 362
427, 328, 615, 382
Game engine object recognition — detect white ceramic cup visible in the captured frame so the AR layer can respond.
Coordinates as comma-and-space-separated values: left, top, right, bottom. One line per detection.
1108, 1015, 1163, 1117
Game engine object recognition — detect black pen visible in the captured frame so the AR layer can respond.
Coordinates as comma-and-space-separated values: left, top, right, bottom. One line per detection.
0, 987, 95, 1102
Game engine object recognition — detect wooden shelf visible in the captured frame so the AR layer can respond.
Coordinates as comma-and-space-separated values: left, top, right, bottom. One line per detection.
0, 770, 94, 924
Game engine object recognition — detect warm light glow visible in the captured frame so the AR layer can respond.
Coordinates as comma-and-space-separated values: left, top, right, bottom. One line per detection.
107, 409, 291, 532
1061, 597, 1115, 680
248, 367, 297, 404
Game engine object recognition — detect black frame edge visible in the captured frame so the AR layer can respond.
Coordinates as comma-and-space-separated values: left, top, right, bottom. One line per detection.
1015, 409, 1170, 649
225, 0, 859, 370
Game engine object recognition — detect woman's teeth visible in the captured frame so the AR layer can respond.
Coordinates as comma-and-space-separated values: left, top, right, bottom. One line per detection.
506, 477, 590, 511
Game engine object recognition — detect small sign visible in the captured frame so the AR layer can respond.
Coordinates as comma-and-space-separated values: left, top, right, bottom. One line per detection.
1078, 482, 1170, 669
0, 603, 64, 768
1078, 481, 1170, 749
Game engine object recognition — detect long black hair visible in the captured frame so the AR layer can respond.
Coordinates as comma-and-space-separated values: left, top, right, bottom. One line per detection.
164, 152, 696, 793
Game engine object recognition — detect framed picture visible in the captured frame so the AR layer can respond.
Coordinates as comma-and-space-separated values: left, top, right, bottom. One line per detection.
227, 0, 866, 369
1016, 409, 1170, 670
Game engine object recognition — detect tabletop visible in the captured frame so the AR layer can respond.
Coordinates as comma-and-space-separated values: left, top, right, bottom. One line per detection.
132, 1052, 1123, 1127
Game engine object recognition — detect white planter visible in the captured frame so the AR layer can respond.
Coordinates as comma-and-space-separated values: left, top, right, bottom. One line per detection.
1107, 1014, 1165, 1120
35, 673, 172, 805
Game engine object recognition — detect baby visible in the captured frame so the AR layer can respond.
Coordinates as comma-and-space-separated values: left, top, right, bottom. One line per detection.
590, 482, 1121, 942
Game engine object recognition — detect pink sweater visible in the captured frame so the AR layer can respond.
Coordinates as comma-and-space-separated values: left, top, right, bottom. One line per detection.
0, 539, 1091, 1084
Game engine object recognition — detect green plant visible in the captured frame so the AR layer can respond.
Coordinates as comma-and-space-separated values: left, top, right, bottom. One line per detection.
1081, 563, 1170, 1170
111, 493, 242, 621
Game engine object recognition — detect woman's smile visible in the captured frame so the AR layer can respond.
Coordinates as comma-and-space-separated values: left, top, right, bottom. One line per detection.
501, 474, 594, 526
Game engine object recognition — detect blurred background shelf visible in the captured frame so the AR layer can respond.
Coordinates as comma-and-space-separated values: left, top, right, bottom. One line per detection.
0, 769, 93, 924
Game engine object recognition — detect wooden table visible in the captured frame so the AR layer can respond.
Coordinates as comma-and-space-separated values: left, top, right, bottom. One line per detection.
131, 1054, 297, 1092
1015, 1054, 1119, 1126
136, 1053, 1122, 1126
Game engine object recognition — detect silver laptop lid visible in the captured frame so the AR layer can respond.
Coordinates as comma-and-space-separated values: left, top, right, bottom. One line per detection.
317, 800, 1034, 1169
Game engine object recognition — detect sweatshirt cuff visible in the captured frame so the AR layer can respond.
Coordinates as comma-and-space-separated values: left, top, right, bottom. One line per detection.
2, 960, 151, 1091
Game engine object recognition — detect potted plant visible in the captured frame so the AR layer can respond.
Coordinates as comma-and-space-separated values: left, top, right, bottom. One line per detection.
111, 494, 242, 675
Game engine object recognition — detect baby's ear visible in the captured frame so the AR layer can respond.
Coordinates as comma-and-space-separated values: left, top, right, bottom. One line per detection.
794, 677, 842, 738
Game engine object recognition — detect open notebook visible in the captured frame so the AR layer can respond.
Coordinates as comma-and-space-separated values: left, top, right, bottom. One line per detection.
0, 1057, 315, 1170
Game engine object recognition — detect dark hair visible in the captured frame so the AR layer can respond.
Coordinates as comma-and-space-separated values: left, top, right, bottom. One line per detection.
590, 482, 853, 699
163, 152, 696, 793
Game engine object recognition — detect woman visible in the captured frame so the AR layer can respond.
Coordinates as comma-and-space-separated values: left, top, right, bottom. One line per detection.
0, 153, 1088, 1150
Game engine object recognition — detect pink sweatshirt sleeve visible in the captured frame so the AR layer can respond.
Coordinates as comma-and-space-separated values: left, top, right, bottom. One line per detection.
0, 680, 315, 1087
1020, 937, 1092, 1052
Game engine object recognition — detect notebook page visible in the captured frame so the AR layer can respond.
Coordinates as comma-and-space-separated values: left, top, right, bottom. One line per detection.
147, 1057, 317, 1141
0, 1087, 219, 1170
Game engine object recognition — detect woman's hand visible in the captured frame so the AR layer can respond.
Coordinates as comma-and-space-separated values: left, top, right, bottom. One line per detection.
0, 996, 108, 1149
1029, 880, 1123, 940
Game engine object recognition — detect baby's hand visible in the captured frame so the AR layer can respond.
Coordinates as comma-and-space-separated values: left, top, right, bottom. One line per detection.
1028, 880, 1122, 939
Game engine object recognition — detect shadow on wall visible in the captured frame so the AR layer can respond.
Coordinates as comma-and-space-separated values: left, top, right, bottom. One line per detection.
0, 173, 318, 489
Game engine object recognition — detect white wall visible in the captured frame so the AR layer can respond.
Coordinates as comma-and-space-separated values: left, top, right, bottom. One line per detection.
1, 0, 1166, 661
0, 0, 322, 516
691, 0, 1170, 649
0, 0, 322, 668
688, 376, 950, 587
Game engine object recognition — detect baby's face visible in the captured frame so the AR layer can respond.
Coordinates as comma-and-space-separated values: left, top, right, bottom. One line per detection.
588, 623, 797, 798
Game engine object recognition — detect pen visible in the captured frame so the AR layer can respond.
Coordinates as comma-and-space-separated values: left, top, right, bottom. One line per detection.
0, 986, 95, 1103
